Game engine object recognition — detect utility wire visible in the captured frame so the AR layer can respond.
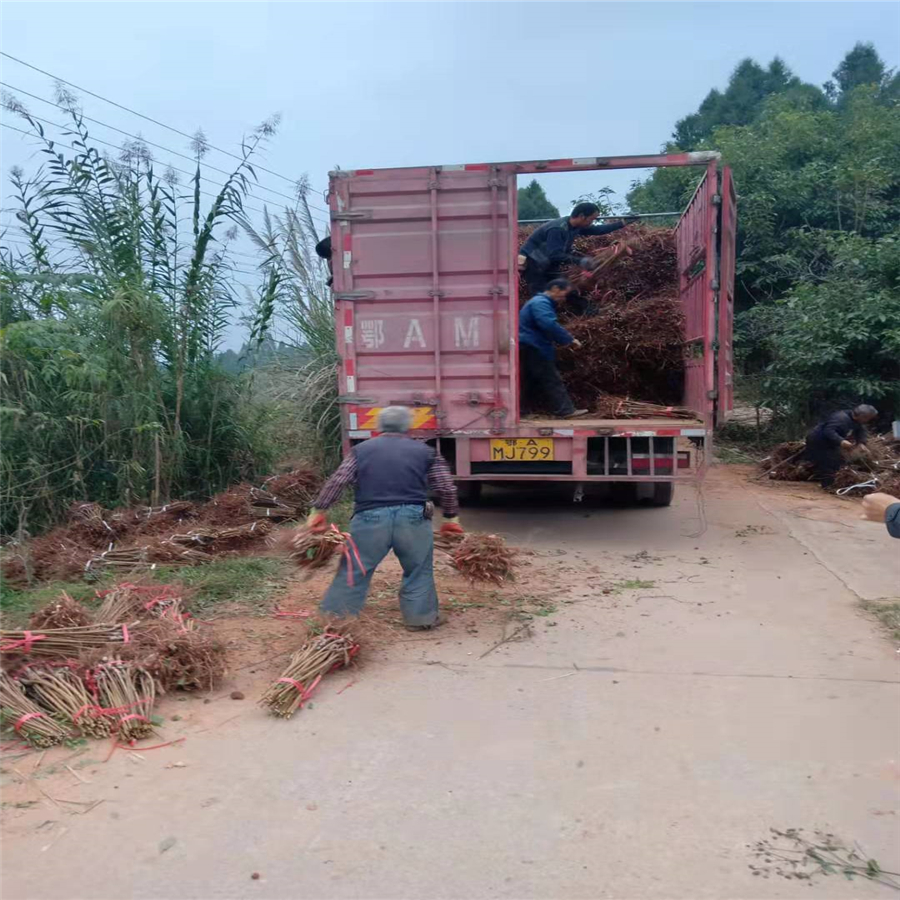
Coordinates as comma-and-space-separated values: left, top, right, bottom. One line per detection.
3, 223, 267, 263
1, 120, 274, 216
1, 80, 330, 216
0, 51, 329, 198
1, 111, 329, 227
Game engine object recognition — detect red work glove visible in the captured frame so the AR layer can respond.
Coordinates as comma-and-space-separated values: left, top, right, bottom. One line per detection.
440, 518, 464, 535
306, 509, 328, 533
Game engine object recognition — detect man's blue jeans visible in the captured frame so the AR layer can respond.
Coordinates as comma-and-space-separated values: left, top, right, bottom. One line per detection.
320, 504, 439, 626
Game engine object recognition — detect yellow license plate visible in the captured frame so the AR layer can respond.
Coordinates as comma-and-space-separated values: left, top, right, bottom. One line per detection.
489, 438, 554, 461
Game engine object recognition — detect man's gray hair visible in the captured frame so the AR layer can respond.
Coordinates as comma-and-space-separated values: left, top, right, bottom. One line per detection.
377, 406, 412, 433
854, 404, 878, 418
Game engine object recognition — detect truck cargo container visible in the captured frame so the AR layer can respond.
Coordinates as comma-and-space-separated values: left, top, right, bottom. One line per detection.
327, 152, 736, 506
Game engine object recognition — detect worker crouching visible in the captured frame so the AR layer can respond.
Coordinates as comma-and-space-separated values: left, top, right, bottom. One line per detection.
803, 404, 878, 488
306, 407, 463, 630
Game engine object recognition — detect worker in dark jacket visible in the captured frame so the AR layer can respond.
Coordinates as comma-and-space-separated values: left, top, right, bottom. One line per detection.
803, 404, 878, 487
861, 492, 900, 538
307, 407, 462, 630
519, 278, 587, 418
518, 202, 627, 299
315, 235, 333, 287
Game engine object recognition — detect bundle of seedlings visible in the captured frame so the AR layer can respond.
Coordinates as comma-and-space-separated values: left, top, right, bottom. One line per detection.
123, 619, 225, 691
0, 623, 136, 658
434, 529, 466, 552
207, 520, 273, 550
165, 520, 272, 553
93, 662, 156, 742
260, 631, 359, 718
286, 525, 351, 573
591, 393, 697, 420
143, 539, 214, 566
68, 501, 121, 544
452, 533, 517, 585
0, 672, 71, 747
23, 666, 112, 739
758, 441, 812, 481
198, 483, 256, 526
85, 546, 149, 573
29, 592, 92, 630
829, 466, 900, 496
262, 466, 321, 502
94, 582, 187, 627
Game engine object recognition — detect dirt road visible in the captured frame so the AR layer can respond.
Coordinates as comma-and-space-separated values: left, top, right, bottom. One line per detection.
3, 467, 899, 899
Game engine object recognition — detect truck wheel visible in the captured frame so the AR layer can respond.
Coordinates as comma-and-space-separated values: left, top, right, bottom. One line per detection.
651, 482, 674, 507
456, 481, 482, 506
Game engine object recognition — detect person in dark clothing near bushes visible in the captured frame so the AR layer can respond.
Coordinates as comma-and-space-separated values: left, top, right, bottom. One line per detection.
518, 202, 627, 313
803, 404, 878, 487
519, 278, 587, 419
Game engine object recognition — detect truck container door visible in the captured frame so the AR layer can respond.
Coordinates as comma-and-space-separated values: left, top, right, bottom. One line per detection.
330, 165, 517, 440
716, 166, 737, 424
675, 163, 718, 428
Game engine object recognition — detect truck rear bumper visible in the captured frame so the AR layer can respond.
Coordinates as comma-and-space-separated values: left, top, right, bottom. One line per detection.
437, 430, 708, 482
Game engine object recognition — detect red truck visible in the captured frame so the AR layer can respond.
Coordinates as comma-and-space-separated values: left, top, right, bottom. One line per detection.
327, 152, 736, 506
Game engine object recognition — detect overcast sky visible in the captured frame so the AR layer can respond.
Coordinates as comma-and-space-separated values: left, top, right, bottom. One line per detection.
2, 1, 898, 347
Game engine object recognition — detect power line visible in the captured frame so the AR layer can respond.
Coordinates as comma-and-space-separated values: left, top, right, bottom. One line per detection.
1, 232, 263, 275
1, 120, 275, 216
1, 80, 330, 217
0, 51, 329, 199
0, 105, 327, 226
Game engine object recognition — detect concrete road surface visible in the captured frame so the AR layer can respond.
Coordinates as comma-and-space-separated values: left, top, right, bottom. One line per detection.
2, 467, 899, 899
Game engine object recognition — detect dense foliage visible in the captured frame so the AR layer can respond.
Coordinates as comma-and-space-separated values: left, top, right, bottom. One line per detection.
0, 98, 282, 535
627, 43, 900, 425
516, 179, 559, 221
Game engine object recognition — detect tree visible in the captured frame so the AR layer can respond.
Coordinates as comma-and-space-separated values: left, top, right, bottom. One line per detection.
517, 180, 559, 221
673, 57, 822, 149
627, 43, 900, 428
825, 41, 891, 100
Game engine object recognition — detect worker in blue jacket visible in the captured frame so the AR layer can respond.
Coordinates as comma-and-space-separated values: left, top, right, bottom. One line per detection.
519, 278, 587, 418
518, 202, 627, 300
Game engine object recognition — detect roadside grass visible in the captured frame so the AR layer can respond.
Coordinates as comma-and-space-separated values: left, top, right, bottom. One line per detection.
0, 557, 292, 625
612, 579, 656, 591
151, 557, 292, 617
715, 444, 760, 465
862, 599, 900, 643
0, 579, 100, 621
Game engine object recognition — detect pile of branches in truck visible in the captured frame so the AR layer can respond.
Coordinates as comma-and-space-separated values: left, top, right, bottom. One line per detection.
518, 224, 685, 410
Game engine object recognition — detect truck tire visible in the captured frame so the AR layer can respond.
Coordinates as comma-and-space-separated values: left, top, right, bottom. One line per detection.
651, 482, 674, 507
456, 481, 482, 506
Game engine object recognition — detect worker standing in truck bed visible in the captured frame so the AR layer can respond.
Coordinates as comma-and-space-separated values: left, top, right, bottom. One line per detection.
518, 202, 627, 302
519, 278, 587, 419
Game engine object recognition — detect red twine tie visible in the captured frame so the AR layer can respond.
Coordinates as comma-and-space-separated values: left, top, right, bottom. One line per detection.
1, 632, 46, 654
277, 675, 322, 708
330, 524, 366, 587
14, 712, 46, 734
